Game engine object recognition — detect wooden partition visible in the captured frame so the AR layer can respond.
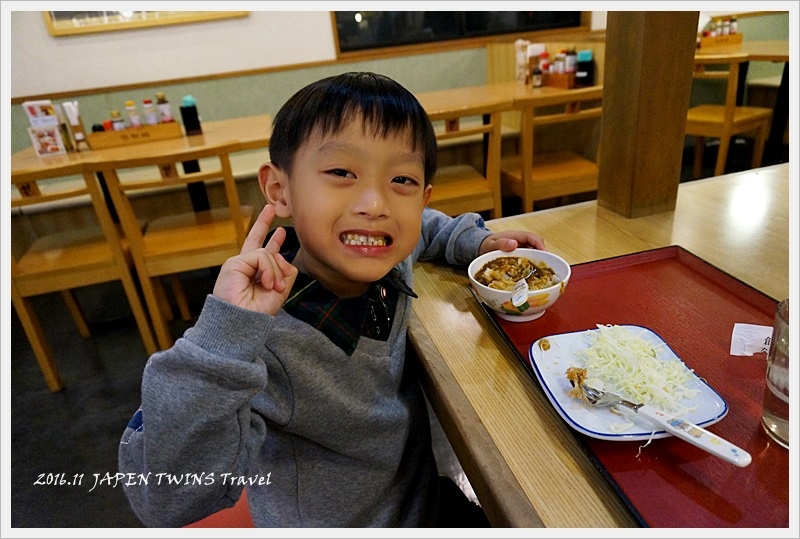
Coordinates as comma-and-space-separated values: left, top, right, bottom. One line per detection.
598, 12, 698, 218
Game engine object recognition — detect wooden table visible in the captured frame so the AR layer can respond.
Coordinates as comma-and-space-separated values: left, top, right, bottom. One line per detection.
11, 115, 272, 217
408, 163, 789, 527
415, 81, 598, 117
696, 40, 789, 166
697, 40, 789, 62
11, 114, 272, 173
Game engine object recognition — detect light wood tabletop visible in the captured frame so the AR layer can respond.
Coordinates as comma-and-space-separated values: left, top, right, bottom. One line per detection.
415, 83, 515, 118
409, 163, 789, 527
696, 40, 789, 62
416, 81, 603, 118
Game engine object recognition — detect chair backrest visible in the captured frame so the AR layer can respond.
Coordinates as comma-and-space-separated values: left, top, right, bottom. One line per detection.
11, 162, 127, 288
91, 141, 250, 274
502, 86, 603, 211
11, 161, 159, 390
527, 86, 603, 158
87, 141, 254, 350
425, 108, 505, 218
691, 52, 749, 125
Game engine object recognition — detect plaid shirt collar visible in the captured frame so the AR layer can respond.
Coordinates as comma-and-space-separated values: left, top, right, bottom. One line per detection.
275, 227, 417, 356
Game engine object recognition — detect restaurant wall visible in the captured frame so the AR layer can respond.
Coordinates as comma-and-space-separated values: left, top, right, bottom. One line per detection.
10, 11, 337, 97
9, 48, 487, 153
10, 10, 605, 153
8, 10, 789, 155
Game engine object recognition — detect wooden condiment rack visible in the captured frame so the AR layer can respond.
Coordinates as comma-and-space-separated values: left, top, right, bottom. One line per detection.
86, 122, 183, 150
542, 72, 575, 89
698, 33, 743, 49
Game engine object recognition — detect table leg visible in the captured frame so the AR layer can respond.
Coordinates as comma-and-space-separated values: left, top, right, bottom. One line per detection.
736, 61, 749, 106
182, 160, 211, 212
762, 61, 788, 166
482, 113, 489, 176
96, 171, 118, 223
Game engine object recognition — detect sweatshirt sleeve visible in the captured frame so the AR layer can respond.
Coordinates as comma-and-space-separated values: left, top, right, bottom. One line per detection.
118, 295, 273, 527
414, 207, 493, 265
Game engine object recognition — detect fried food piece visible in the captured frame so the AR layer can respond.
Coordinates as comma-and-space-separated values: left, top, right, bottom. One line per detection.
565, 367, 587, 399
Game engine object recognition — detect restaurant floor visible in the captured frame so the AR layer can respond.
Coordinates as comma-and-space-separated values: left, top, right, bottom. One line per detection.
9, 140, 772, 528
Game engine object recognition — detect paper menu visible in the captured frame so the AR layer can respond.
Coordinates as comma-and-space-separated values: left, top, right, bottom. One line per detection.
27, 125, 66, 156
23, 100, 61, 129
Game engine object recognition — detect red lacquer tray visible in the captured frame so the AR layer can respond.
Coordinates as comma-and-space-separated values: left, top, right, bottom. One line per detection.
476, 246, 788, 528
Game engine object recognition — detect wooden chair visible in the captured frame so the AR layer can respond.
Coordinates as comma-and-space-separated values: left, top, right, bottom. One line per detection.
184, 488, 254, 528
426, 110, 504, 218
91, 142, 254, 350
685, 52, 773, 179
11, 164, 157, 392
500, 86, 603, 213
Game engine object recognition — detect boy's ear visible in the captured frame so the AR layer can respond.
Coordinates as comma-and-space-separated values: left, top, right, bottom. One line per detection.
258, 162, 292, 218
422, 184, 433, 207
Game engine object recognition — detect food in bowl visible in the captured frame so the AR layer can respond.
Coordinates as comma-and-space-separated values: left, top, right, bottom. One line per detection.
468, 248, 571, 322
473, 256, 560, 291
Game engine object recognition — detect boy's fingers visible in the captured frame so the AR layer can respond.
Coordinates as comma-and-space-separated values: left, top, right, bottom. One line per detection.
254, 249, 282, 291
264, 225, 287, 255
241, 205, 276, 254
274, 252, 298, 280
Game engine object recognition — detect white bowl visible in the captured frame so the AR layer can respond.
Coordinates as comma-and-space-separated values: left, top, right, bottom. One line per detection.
468, 248, 571, 322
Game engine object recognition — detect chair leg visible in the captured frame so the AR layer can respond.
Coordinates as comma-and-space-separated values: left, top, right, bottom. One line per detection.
141, 276, 176, 351
168, 274, 192, 321
11, 284, 64, 392
118, 271, 158, 357
60, 290, 90, 338
153, 277, 174, 322
692, 136, 706, 179
751, 123, 768, 169
714, 135, 732, 177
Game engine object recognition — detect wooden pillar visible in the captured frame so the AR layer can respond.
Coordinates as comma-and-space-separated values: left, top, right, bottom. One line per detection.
597, 12, 699, 217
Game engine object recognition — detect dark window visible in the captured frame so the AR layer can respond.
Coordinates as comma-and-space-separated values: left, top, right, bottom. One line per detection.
335, 11, 582, 53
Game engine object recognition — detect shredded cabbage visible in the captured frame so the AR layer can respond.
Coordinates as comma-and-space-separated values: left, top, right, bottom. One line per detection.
574, 325, 699, 416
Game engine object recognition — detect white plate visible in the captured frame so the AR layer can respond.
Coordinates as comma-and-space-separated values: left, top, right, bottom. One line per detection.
528, 325, 729, 441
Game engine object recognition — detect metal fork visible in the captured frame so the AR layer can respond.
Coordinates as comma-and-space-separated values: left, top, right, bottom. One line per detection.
577, 383, 752, 467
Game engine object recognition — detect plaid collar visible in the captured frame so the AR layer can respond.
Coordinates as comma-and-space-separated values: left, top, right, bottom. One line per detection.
274, 227, 417, 356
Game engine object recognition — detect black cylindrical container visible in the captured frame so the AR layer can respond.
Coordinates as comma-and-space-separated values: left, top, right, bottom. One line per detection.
575, 50, 595, 88
178, 95, 208, 210
180, 95, 203, 136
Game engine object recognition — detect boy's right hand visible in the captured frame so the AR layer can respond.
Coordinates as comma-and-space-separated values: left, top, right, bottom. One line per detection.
213, 204, 298, 316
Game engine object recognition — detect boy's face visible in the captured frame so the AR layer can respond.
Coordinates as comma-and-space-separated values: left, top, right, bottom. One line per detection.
260, 118, 432, 297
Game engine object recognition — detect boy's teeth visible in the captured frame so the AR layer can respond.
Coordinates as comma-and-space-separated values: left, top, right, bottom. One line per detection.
341, 233, 388, 246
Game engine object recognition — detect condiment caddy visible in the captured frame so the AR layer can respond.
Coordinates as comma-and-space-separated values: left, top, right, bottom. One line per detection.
86, 92, 194, 150
515, 40, 595, 90
86, 121, 183, 150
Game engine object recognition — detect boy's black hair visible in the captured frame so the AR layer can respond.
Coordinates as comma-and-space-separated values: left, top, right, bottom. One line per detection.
268, 72, 438, 185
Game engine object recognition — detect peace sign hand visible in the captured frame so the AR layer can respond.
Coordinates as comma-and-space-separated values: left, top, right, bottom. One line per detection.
212, 204, 298, 316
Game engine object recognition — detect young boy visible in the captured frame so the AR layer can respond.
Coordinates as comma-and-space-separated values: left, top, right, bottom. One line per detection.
119, 72, 545, 527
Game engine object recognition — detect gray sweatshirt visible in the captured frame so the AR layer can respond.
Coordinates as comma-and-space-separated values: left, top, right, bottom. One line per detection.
118, 208, 492, 527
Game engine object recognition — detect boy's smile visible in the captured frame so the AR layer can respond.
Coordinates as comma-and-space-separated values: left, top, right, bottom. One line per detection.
261, 117, 432, 298
340, 230, 392, 248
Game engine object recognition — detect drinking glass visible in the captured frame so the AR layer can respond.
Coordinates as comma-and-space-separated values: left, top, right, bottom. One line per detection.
761, 299, 789, 448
